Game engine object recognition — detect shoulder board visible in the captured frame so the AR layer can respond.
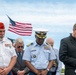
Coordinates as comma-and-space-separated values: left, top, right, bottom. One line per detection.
44, 45, 50, 50
46, 42, 51, 46
27, 43, 33, 47
46, 42, 48, 45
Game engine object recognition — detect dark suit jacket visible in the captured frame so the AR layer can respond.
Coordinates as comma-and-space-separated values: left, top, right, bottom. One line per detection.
12, 50, 29, 75
59, 34, 76, 75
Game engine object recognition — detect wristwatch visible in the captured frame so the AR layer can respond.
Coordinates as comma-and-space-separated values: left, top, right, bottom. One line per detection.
46, 68, 50, 71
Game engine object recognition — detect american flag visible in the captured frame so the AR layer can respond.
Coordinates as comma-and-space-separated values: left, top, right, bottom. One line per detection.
8, 16, 32, 36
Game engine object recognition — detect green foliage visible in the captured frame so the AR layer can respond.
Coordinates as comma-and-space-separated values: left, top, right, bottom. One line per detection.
61, 68, 65, 73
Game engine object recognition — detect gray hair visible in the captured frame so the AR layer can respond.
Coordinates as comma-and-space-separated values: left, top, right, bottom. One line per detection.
73, 23, 76, 30
15, 38, 24, 45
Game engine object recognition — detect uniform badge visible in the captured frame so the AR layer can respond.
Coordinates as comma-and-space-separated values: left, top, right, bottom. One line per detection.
33, 55, 36, 58
44, 45, 50, 50
5, 44, 11, 48
31, 48, 36, 52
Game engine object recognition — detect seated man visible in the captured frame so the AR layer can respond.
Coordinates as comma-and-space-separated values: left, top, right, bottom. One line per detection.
46, 38, 62, 75
23, 29, 56, 75
0, 22, 17, 75
12, 38, 29, 75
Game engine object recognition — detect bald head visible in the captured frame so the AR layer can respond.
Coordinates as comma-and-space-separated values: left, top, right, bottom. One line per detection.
46, 38, 54, 47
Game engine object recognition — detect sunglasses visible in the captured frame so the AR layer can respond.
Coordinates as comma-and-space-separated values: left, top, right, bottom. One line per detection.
17, 46, 24, 48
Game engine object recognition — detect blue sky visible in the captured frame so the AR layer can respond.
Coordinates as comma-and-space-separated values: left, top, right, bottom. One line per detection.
1, 0, 76, 3
0, 0, 76, 51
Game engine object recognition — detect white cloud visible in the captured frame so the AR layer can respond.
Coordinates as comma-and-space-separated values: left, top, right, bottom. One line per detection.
0, 2, 76, 23
0, 1, 76, 33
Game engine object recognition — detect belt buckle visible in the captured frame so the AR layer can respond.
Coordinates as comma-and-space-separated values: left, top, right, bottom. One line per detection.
39, 69, 45, 72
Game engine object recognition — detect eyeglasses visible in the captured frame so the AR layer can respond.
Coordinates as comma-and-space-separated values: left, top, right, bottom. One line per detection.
17, 46, 24, 48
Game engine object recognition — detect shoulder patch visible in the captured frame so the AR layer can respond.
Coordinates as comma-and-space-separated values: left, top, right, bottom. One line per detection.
27, 43, 33, 47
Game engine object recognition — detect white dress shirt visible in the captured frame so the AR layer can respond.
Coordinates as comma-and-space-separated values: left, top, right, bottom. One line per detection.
0, 38, 17, 68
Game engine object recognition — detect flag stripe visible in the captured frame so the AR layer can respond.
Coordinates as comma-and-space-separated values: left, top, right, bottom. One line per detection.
10, 23, 32, 27
8, 28, 32, 33
8, 29, 32, 34
16, 22, 31, 25
9, 25, 32, 31
9, 29, 31, 36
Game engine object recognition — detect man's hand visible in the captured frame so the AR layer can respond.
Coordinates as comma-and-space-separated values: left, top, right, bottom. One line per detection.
35, 70, 42, 75
39, 70, 48, 75
0, 68, 6, 75
53, 61, 57, 67
17, 70, 25, 75
4, 67, 10, 75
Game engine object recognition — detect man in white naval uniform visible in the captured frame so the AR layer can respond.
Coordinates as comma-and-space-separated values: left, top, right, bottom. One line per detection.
23, 29, 56, 75
46, 38, 62, 75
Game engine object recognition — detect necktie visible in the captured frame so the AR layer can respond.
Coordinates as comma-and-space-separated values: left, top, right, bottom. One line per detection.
18, 52, 22, 62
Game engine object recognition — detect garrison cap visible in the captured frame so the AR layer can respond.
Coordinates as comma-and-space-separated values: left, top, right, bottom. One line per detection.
34, 28, 48, 39
0, 22, 5, 29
